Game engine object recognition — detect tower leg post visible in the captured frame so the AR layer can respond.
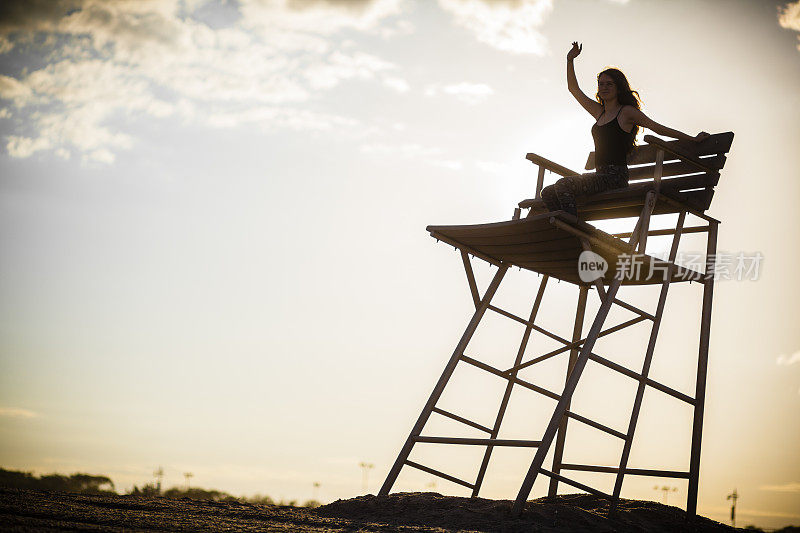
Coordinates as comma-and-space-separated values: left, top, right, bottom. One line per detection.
378, 264, 509, 497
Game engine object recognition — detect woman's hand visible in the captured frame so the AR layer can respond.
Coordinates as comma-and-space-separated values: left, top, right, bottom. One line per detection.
567, 42, 582, 61
693, 131, 710, 142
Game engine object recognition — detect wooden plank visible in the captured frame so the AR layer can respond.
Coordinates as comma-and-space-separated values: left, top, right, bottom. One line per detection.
585, 132, 734, 170
476, 236, 579, 254
415, 436, 541, 447
451, 228, 570, 246
526, 152, 580, 177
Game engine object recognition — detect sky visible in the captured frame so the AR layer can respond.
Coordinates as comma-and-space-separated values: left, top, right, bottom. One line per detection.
1, 0, 799, 528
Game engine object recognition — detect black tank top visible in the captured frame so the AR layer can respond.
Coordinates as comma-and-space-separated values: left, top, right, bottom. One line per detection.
591, 106, 635, 168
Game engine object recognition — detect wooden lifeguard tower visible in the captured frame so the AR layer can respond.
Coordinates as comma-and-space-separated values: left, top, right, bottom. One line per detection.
378, 132, 734, 517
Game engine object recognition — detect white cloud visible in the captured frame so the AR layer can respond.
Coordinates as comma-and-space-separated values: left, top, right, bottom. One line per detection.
240, 0, 403, 35
0, 0, 406, 163
0, 407, 39, 419
431, 159, 463, 170
759, 482, 800, 493
304, 50, 396, 90
383, 76, 410, 92
437, 0, 553, 55
776, 350, 800, 366
779, 0, 800, 50
6, 135, 51, 158
476, 160, 506, 173
426, 82, 494, 104
360, 142, 443, 158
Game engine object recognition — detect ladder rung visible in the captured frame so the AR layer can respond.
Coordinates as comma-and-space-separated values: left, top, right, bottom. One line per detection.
460, 355, 560, 401
404, 460, 474, 489
565, 411, 627, 440
560, 463, 691, 479
626, 467, 691, 479
432, 407, 492, 434
587, 353, 695, 404
415, 436, 541, 447
536, 467, 611, 499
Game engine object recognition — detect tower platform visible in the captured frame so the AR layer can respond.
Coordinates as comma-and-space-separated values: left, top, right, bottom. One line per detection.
428, 211, 701, 285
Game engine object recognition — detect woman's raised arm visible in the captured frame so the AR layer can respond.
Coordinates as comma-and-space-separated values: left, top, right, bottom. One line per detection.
566, 42, 602, 119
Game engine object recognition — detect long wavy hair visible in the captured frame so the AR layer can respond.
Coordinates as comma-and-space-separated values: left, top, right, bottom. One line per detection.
596, 67, 641, 152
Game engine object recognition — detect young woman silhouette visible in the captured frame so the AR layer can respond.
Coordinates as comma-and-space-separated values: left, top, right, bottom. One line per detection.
540, 42, 709, 216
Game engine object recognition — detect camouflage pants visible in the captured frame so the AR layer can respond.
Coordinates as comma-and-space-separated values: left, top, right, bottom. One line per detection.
540, 164, 629, 216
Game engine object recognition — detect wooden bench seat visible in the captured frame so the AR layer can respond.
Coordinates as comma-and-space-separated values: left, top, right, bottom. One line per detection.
520, 132, 733, 221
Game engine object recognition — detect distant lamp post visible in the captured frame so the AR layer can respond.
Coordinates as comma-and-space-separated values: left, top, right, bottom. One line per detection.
359, 462, 374, 493
313, 482, 320, 502
727, 489, 739, 528
653, 485, 677, 505
184, 472, 193, 491
153, 467, 164, 494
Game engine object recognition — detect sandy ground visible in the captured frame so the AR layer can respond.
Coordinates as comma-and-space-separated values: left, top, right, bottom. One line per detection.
0, 488, 741, 532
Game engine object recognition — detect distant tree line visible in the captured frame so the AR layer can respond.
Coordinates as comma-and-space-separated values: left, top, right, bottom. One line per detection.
1, 467, 319, 507
0, 468, 114, 494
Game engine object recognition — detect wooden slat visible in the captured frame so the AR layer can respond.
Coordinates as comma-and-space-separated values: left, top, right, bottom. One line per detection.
643, 135, 716, 172
523, 188, 716, 220
628, 156, 726, 181
476, 236, 580, 255
585, 132, 734, 170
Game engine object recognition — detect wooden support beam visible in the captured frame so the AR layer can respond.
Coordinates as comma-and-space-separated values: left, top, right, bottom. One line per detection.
549, 285, 588, 496
460, 355, 561, 401
612, 210, 687, 502
461, 250, 480, 309
687, 221, 718, 518
612, 225, 708, 239
536, 468, 612, 499
560, 464, 691, 479
404, 460, 474, 490
432, 407, 493, 434
506, 316, 648, 374
473, 276, 549, 496
379, 265, 508, 497
587, 353, 695, 405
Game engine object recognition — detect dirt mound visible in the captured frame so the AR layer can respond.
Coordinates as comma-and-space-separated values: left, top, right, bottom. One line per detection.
316, 492, 737, 532
1, 487, 740, 532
